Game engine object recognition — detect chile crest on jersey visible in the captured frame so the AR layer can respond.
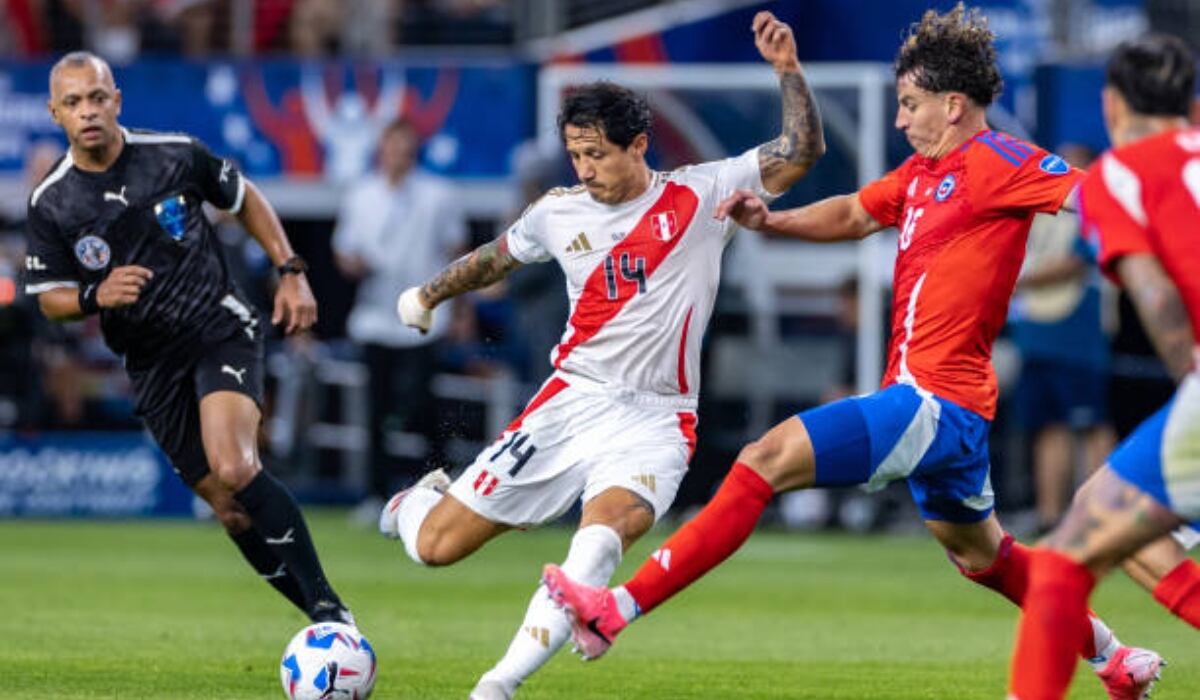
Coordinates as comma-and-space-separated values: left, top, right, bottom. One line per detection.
935, 174, 956, 201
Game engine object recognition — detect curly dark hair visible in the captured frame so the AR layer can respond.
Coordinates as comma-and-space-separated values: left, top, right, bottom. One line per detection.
557, 81, 652, 149
1107, 34, 1195, 117
894, 3, 1003, 107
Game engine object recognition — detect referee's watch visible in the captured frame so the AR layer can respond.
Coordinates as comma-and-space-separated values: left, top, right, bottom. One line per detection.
276, 255, 308, 276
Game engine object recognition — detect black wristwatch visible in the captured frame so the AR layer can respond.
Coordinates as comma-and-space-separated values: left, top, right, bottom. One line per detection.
276, 255, 308, 276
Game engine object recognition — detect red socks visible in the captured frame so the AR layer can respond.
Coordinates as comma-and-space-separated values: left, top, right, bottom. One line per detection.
1153, 558, 1200, 629
957, 533, 1103, 658
1008, 550, 1096, 700
625, 463, 774, 615
960, 533, 1029, 606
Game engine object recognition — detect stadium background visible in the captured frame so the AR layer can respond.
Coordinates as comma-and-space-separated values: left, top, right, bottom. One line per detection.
1, 2, 1198, 697
0, 0, 1188, 526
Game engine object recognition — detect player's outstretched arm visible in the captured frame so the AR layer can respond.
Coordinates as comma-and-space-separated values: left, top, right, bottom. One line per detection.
237, 180, 317, 335
752, 11, 825, 194
398, 234, 523, 333
1117, 253, 1196, 381
717, 190, 884, 242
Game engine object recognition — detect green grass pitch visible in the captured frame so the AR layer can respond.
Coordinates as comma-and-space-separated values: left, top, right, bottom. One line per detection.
2, 511, 1196, 699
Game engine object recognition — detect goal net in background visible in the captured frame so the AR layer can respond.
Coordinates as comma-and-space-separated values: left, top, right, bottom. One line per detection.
538, 63, 897, 437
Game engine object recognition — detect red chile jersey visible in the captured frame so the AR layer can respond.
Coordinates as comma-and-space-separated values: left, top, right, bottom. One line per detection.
23, 128, 252, 367
1081, 127, 1200, 345
858, 130, 1082, 419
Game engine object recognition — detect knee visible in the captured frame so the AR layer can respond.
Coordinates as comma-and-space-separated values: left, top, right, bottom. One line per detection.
582, 492, 655, 549
414, 524, 463, 567
737, 434, 801, 491
207, 454, 258, 492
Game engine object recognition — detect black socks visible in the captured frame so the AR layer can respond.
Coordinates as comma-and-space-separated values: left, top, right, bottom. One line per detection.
229, 528, 307, 613
234, 470, 346, 621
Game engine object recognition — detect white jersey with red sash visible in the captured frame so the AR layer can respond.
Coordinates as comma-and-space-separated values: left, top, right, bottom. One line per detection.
506, 148, 773, 404
445, 148, 775, 526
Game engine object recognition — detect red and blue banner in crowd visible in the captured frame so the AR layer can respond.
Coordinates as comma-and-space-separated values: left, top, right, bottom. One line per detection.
0, 59, 534, 181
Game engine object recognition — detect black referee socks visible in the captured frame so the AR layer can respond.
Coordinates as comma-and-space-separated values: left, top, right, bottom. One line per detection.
229, 527, 308, 614
234, 470, 347, 621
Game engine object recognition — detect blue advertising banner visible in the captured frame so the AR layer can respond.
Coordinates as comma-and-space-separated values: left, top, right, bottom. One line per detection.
0, 59, 534, 182
0, 432, 194, 517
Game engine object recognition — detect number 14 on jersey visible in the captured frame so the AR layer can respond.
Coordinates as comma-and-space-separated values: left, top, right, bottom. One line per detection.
604, 252, 647, 300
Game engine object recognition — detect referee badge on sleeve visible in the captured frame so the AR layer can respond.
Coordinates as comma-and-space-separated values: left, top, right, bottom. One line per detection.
154, 195, 188, 242
74, 235, 111, 271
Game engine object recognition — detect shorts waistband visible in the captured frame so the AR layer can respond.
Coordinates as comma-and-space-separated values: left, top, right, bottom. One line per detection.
554, 371, 698, 411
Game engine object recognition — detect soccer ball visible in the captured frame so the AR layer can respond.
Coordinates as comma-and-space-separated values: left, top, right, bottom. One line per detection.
280, 622, 377, 700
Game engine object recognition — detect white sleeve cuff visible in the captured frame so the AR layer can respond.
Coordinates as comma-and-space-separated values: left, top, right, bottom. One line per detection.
226, 173, 247, 214
25, 280, 79, 294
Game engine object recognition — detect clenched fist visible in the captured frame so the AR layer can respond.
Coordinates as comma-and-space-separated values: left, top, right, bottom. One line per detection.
97, 265, 154, 308
396, 286, 435, 334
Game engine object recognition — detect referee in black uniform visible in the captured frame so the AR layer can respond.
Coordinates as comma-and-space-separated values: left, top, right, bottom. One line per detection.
24, 51, 353, 626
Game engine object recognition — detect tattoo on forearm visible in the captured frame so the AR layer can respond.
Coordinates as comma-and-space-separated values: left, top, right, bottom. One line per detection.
759, 71, 825, 180
421, 237, 520, 306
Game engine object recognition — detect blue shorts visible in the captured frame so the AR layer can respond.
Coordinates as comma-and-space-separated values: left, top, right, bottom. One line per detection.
1108, 373, 1200, 527
1015, 359, 1108, 433
798, 384, 994, 523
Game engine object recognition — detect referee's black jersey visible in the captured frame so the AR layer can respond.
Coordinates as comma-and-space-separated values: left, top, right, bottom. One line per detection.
23, 128, 258, 366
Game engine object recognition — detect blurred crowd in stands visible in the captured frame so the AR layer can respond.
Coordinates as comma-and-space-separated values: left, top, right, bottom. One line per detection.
0, 0, 513, 59
0, 114, 1179, 527
0, 0, 1180, 526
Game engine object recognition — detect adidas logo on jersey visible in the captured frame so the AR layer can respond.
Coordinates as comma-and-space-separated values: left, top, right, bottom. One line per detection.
565, 232, 592, 253
632, 474, 657, 493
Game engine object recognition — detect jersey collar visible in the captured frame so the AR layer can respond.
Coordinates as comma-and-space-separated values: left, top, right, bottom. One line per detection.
910, 130, 983, 172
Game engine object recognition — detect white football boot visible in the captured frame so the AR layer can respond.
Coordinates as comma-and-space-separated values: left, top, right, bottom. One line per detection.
378, 468, 451, 539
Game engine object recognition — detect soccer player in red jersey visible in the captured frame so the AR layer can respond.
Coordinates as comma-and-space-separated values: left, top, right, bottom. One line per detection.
1007, 34, 1200, 700
544, 7, 1165, 697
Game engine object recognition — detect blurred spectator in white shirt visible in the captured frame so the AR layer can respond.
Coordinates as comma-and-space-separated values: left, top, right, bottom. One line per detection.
333, 117, 465, 507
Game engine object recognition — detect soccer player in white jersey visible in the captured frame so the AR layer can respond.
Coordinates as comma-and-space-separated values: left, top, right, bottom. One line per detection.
378, 12, 824, 699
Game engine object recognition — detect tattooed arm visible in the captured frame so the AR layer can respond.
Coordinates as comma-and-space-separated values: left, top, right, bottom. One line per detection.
418, 234, 523, 308
751, 11, 826, 194
398, 233, 523, 333
1117, 253, 1196, 382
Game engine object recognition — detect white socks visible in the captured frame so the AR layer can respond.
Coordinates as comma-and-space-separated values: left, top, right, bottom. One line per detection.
396, 486, 442, 565
612, 586, 641, 623
478, 525, 624, 694
1085, 615, 1122, 672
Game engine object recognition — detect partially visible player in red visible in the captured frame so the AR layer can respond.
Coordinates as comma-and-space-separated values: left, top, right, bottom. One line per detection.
1008, 34, 1200, 700
544, 6, 1165, 697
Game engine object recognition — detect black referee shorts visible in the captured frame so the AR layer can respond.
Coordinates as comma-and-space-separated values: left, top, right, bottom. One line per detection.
128, 330, 265, 487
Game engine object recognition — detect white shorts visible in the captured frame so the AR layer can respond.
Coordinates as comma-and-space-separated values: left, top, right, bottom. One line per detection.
447, 373, 698, 528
